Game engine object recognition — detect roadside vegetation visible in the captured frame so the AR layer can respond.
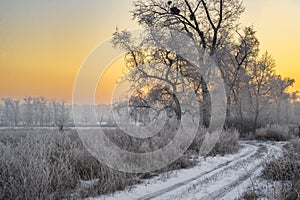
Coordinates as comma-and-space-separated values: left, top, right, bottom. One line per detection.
261, 138, 300, 200
0, 129, 139, 199
251, 125, 294, 141
240, 128, 300, 200
0, 127, 240, 199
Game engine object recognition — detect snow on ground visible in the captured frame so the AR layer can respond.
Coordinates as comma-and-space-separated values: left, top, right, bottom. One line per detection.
87, 141, 285, 200
219, 142, 285, 200
89, 142, 283, 200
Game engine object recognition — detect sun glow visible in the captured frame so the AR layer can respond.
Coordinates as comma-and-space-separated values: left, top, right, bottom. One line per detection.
0, 0, 299, 102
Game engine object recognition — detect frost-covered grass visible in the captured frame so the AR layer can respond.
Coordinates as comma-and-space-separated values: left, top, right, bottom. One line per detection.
0, 129, 142, 199
0, 127, 199, 199
241, 138, 300, 200
210, 129, 240, 155
252, 125, 293, 141
189, 128, 240, 156
0, 123, 241, 199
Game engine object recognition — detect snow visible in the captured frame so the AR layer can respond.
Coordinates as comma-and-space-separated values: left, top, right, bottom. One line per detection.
87, 141, 285, 200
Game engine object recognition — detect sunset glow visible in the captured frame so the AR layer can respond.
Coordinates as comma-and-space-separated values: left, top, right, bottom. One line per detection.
0, 0, 299, 102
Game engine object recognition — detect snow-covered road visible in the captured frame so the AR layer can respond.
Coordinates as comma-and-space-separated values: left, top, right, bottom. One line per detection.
89, 141, 284, 200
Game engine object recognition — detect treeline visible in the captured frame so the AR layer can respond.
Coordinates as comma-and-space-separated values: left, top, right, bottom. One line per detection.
0, 97, 113, 129
1, 91, 300, 131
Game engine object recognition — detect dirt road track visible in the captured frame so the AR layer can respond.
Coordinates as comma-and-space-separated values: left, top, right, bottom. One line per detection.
138, 141, 283, 200
92, 141, 284, 200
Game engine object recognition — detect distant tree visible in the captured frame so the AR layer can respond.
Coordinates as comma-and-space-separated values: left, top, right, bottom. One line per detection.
23, 97, 48, 127
247, 52, 277, 131
290, 91, 299, 103
1, 98, 20, 126
271, 75, 294, 124
44, 101, 53, 127
37, 97, 47, 127
0, 104, 5, 126
96, 104, 112, 126
80, 105, 98, 126
53, 101, 70, 131
23, 97, 34, 126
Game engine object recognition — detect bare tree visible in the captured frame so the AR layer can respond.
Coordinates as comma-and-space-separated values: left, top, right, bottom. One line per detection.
96, 104, 111, 126
247, 52, 277, 131
0, 104, 4, 126
37, 97, 47, 127
53, 101, 70, 131
22, 97, 48, 127
217, 26, 260, 127
1, 98, 20, 126
117, 0, 245, 127
132, 0, 244, 54
112, 30, 200, 126
44, 101, 54, 127
128, 85, 181, 125
23, 97, 34, 126
271, 75, 294, 124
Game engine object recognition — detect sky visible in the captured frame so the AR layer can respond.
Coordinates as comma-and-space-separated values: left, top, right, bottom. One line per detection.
0, 0, 299, 103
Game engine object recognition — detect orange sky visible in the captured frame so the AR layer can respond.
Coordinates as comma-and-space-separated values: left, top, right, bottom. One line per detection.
240, 0, 300, 95
0, 0, 299, 103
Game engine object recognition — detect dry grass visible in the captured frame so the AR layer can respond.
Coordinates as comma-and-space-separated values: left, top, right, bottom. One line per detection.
0, 126, 199, 199
262, 155, 300, 181
262, 139, 300, 199
0, 120, 241, 199
210, 129, 240, 155
252, 125, 292, 141
241, 138, 300, 200
189, 128, 240, 156
0, 129, 140, 199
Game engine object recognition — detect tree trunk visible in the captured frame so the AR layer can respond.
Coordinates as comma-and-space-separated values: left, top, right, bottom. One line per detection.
254, 114, 258, 133
201, 81, 211, 128
172, 93, 182, 121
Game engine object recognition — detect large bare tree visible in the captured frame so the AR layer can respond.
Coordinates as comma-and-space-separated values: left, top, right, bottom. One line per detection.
113, 0, 245, 127
132, 0, 244, 55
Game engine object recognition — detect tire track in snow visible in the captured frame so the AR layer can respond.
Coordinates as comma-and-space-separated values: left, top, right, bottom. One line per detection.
137, 143, 258, 200
153, 142, 282, 200
207, 143, 283, 200
215, 142, 284, 200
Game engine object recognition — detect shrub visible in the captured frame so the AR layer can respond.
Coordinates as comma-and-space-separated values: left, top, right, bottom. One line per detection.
209, 129, 240, 155
259, 138, 300, 199
241, 190, 259, 200
253, 125, 291, 141
262, 155, 300, 181
189, 128, 240, 156
225, 117, 261, 136
0, 130, 93, 199
166, 154, 197, 170
79, 169, 140, 198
